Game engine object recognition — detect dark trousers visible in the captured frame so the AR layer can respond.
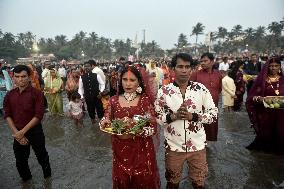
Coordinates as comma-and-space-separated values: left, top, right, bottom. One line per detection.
13, 124, 51, 181
246, 80, 254, 93
85, 95, 104, 119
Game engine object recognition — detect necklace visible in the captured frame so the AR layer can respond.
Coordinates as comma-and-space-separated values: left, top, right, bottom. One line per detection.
268, 75, 280, 82
123, 92, 137, 103
267, 76, 280, 95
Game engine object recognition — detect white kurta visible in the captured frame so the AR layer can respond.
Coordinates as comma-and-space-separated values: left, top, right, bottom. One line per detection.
219, 62, 230, 71
222, 76, 236, 107
92, 67, 106, 83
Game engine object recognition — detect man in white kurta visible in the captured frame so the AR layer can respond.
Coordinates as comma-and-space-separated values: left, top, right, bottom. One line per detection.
221, 71, 236, 112
219, 57, 230, 71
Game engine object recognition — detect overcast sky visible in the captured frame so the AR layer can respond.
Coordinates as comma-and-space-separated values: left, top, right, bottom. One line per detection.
0, 0, 283, 49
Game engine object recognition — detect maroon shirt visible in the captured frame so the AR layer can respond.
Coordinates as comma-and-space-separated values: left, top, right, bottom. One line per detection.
3, 85, 44, 130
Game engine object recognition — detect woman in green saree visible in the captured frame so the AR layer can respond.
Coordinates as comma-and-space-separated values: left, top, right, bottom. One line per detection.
44, 67, 64, 115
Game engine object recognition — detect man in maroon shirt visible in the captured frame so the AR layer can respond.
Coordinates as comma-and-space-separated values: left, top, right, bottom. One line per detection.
190, 52, 222, 141
3, 65, 51, 182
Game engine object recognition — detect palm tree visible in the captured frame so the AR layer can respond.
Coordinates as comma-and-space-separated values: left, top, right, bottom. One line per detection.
231, 25, 243, 40
72, 31, 86, 47
89, 32, 98, 47
227, 32, 235, 41
125, 38, 136, 55
96, 37, 112, 59
113, 39, 126, 57
150, 40, 158, 52
2, 32, 15, 46
268, 21, 283, 36
191, 22, 205, 55
38, 38, 46, 53
244, 27, 254, 45
83, 32, 99, 58
254, 26, 266, 38
140, 40, 163, 57
17, 33, 25, 45
78, 31, 86, 40
45, 38, 56, 53
191, 22, 205, 45
70, 31, 87, 58
217, 27, 228, 42
209, 32, 218, 42
175, 33, 188, 50
244, 27, 254, 38
23, 31, 34, 50
0, 32, 17, 59
54, 35, 67, 47
253, 26, 266, 52
280, 17, 284, 26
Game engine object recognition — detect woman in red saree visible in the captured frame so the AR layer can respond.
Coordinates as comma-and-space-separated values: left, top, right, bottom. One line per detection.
100, 66, 160, 189
246, 56, 284, 154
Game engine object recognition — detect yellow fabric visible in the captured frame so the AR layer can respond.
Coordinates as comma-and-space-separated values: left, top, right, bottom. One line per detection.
101, 96, 110, 110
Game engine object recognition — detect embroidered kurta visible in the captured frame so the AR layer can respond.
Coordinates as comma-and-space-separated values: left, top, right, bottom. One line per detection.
190, 69, 222, 141
155, 82, 218, 152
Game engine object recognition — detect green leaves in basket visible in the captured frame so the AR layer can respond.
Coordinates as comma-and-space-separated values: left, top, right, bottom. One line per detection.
128, 118, 149, 135
112, 119, 126, 134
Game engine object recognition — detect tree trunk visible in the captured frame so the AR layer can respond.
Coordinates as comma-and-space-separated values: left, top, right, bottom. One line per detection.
195, 34, 198, 55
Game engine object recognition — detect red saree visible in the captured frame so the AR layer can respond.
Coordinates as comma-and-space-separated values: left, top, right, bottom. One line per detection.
103, 94, 160, 189
246, 61, 284, 154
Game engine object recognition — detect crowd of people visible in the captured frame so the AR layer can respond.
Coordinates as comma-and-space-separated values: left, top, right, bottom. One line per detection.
1, 52, 284, 189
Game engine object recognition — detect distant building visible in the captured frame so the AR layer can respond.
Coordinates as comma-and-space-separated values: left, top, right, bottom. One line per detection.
16, 54, 56, 65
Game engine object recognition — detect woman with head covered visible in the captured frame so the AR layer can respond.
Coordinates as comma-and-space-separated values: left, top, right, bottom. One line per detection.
246, 56, 284, 154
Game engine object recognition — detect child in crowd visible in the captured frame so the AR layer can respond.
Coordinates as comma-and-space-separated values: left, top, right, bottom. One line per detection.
221, 70, 236, 112
67, 92, 84, 127
101, 69, 111, 110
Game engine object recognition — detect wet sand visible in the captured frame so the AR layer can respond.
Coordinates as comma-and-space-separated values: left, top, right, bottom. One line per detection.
1, 99, 284, 189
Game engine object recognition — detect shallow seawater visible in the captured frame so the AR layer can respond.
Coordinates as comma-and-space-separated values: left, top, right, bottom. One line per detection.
0, 96, 283, 189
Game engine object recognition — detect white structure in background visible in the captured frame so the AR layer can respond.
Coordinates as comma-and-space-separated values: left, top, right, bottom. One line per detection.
32, 39, 39, 53
133, 32, 141, 60
204, 32, 213, 53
